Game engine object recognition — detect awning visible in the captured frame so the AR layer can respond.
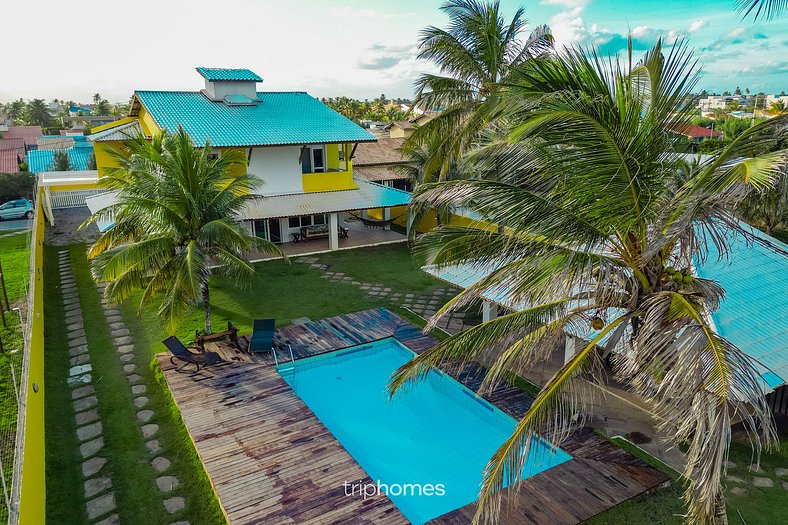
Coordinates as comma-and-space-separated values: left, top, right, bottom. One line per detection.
354, 165, 410, 182
240, 178, 411, 220
85, 191, 117, 232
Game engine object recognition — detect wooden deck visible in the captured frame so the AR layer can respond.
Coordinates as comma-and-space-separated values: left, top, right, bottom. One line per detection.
160, 308, 669, 525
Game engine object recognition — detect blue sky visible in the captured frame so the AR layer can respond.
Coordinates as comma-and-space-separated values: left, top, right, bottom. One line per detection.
1, 0, 786, 103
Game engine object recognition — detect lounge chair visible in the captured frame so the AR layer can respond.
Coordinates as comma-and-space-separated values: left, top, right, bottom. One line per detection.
248, 319, 276, 354
163, 335, 222, 373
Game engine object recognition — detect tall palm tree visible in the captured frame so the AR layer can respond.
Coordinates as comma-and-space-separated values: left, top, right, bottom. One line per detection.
390, 41, 786, 525
85, 126, 284, 334
737, 0, 786, 19
769, 99, 787, 115
405, 0, 552, 180
25, 99, 51, 127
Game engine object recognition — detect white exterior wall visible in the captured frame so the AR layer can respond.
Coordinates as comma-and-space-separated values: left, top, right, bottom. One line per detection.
247, 146, 304, 195
203, 79, 258, 101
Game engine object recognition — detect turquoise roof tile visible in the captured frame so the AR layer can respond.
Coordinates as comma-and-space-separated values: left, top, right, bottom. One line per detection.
28, 146, 93, 172
694, 223, 788, 389
196, 67, 262, 82
135, 91, 376, 147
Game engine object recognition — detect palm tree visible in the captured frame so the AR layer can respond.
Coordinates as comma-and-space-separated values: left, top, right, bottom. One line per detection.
85, 126, 285, 334
736, 0, 786, 19
769, 99, 787, 115
93, 93, 102, 106
25, 99, 52, 127
405, 0, 553, 180
737, 172, 788, 235
390, 41, 786, 525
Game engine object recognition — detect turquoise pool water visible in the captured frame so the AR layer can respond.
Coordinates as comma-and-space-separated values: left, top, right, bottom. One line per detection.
279, 338, 571, 524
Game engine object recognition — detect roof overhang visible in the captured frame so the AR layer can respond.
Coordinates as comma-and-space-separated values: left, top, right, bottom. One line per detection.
39, 170, 99, 189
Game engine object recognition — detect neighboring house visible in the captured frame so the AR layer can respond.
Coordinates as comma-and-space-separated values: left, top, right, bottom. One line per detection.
28, 141, 94, 172
81, 67, 410, 248
0, 148, 21, 173
37, 136, 76, 150
69, 105, 93, 116
0, 137, 27, 161
0, 125, 43, 152
352, 137, 412, 191
728, 111, 754, 119
765, 94, 788, 109
667, 123, 723, 147
385, 112, 435, 139
61, 114, 120, 127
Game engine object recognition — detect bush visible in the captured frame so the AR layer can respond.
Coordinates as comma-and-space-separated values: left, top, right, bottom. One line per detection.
698, 138, 726, 154
0, 172, 36, 203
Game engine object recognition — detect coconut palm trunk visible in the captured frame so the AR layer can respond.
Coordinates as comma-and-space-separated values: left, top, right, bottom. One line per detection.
201, 280, 212, 334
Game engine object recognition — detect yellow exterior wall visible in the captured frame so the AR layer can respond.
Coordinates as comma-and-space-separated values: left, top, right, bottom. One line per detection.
302, 144, 357, 192
389, 126, 409, 139
137, 106, 161, 137
93, 141, 125, 177
17, 194, 46, 525
90, 116, 136, 134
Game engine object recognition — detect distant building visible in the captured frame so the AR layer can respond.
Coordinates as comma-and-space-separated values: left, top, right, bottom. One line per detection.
352, 137, 412, 191
385, 113, 435, 139
27, 140, 94, 172
68, 105, 93, 116
0, 125, 43, 152
667, 123, 723, 143
0, 148, 21, 173
765, 94, 788, 109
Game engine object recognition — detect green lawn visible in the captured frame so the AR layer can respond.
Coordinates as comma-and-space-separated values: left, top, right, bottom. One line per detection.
0, 232, 29, 523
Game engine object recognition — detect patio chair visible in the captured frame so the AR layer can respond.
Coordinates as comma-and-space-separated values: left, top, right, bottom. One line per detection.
248, 319, 276, 354
163, 335, 222, 373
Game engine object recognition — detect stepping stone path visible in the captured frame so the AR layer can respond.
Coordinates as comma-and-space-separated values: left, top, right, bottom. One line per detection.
59, 250, 189, 523
295, 256, 475, 334
58, 251, 117, 522
94, 275, 185, 520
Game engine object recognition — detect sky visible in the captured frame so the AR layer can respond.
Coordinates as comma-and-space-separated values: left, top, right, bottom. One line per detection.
1, 0, 786, 104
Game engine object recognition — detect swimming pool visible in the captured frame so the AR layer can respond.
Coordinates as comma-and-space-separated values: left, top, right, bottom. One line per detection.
279, 338, 571, 524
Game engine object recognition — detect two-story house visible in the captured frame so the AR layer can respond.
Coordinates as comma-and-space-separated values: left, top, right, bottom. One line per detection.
74, 67, 411, 251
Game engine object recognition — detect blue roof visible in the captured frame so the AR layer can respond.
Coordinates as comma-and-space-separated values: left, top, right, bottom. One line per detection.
196, 67, 262, 82
28, 146, 93, 172
135, 91, 376, 147
694, 224, 788, 390
69, 105, 92, 114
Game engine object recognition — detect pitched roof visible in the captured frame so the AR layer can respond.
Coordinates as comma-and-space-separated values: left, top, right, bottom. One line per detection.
385, 120, 414, 131
354, 166, 410, 182
0, 125, 43, 147
134, 90, 376, 147
0, 137, 25, 154
196, 67, 262, 82
37, 136, 75, 150
352, 137, 407, 165
0, 149, 20, 173
89, 120, 146, 142
667, 123, 722, 138
694, 224, 788, 390
240, 178, 411, 220
28, 145, 94, 173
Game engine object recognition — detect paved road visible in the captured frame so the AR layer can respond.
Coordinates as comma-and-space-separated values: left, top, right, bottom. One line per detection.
0, 219, 32, 232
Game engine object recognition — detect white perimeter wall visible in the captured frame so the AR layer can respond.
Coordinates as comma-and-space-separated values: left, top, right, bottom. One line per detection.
248, 146, 303, 195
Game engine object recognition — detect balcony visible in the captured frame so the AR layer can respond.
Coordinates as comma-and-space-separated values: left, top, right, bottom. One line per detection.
301, 168, 357, 192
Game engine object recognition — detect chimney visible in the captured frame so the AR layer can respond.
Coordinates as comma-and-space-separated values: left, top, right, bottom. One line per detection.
196, 67, 262, 105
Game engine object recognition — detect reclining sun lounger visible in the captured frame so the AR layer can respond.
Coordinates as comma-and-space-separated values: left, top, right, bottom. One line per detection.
248, 319, 276, 354
163, 335, 222, 373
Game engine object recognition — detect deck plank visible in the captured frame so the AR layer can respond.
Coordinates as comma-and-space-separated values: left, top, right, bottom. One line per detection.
162, 308, 669, 525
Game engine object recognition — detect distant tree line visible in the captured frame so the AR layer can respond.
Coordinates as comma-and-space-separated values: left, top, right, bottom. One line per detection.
320, 94, 411, 125
0, 95, 130, 134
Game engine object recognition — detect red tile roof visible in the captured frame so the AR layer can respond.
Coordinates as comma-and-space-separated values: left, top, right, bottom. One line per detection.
667, 123, 722, 138
0, 125, 43, 147
0, 137, 25, 152
0, 149, 20, 173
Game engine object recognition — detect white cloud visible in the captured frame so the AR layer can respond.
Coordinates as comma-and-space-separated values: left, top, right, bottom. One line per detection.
727, 27, 746, 39
688, 19, 707, 33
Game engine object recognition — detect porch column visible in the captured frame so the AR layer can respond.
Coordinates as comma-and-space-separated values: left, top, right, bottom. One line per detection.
328, 212, 339, 251
482, 300, 497, 323
564, 334, 579, 364
405, 209, 412, 237
43, 187, 55, 226
382, 207, 391, 230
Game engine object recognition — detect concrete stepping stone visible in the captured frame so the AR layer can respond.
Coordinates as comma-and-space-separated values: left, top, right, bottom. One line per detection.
68, 328, 86, 340
146, 440, 161, 454
132, 385, 146, 395
137, 410, 154, 423
142, 424, 159, 438
82, 457, 106, 477
108, 322, 126, 330
726, 474, 744, 483
105, 315, 123, 323
73, 396, 98, 412
75, 409, 99, 426
120, 353, 134, 363
749, 464, 765, 473
77, 422, 103, 442
69, 354, 90, 367
134, 396, 149, 408
79, 437, 104, 458
169, 522, 190, 525
726, 460, 737, 468
86, 492, 116, 520
66, 321, 83, 331
104, 308, 121, 316
63, 297, 81, 307
163, 496, 185, 514
156, 476, 179, 492
68, 336, 88, 347
65, 311, 82, 321
775, 467, 788, 477
67, 374, 92, 386
94, 514, 120, 525
117, 345, 134, 354
111, 328, 130, 338
752, 477, 774, 487
84, 476, 113, 498
152, 456, 171, 472
783, 481, 788, 490
123, 364, 137, 374
72, 384, 95, 400
114, 336, 133, 346
730, 487, 748, 496
63, 291, 79, 300
127, 373, 143, 383
69, 364, 92, 377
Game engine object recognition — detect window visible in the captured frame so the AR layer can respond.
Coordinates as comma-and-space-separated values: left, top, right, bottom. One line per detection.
288, 217, 300, 229
300, 215, 313, 227
288, 215, 323, 228
313, 214, 326, 225
311, 147, 325, 173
